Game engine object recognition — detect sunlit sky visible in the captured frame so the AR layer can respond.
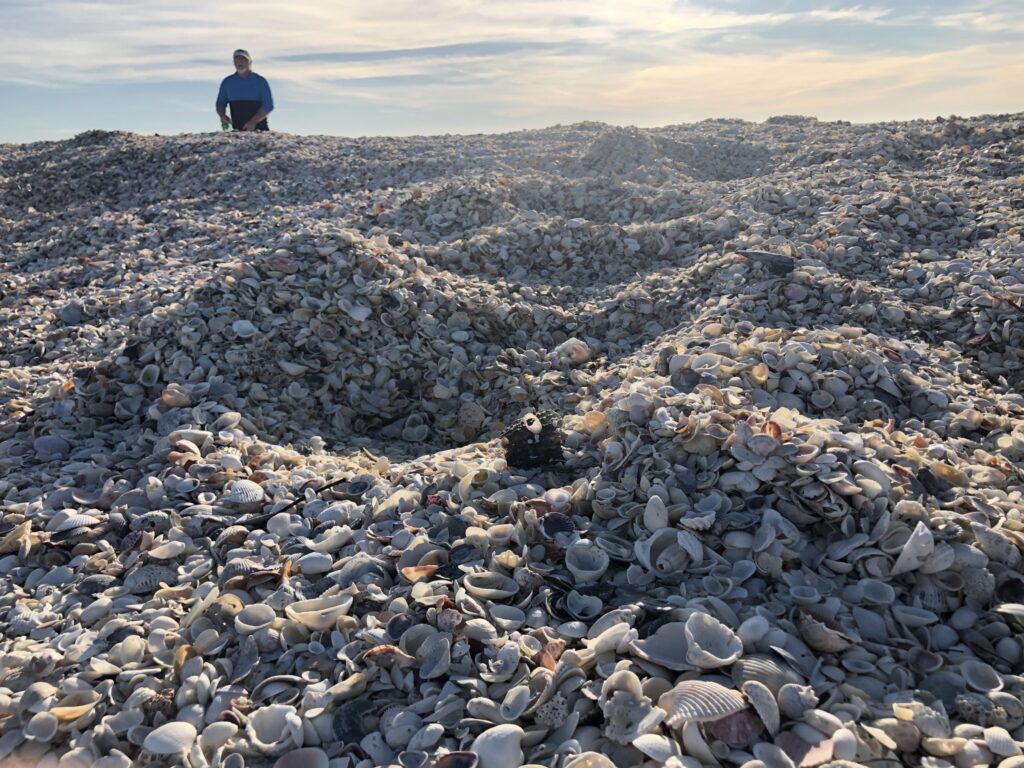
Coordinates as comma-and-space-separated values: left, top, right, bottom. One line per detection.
1, 0, 1022, 143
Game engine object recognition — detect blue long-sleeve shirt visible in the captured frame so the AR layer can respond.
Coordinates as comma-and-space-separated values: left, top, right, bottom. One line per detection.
216, 73, 274, 114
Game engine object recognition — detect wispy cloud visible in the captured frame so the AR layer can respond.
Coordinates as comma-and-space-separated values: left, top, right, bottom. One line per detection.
0, 0, 1022, 141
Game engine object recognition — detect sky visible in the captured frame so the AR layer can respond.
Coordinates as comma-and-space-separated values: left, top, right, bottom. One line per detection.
1, 0, 1022, 143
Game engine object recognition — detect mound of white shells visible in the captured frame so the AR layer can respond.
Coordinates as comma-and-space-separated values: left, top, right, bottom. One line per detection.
1, 113, 1024, 768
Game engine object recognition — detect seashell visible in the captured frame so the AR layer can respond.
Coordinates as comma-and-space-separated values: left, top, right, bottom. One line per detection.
658, 680, 748, 727
562, 754, 616, 768
742, 680, 780, 735
463, 571, 519, 599
795, 610, 855, 653
564, 540, 610, 583
143, 721, 198, 755
962, 659, 1004, 692
199, 722, 239, 751
891, 521, 934, 576
284, 594, 354, 630
226, 479, 265, 505
684, 611, 743, 668
25, 711, 59, 742
235, 603, 277, 635
705, 708, 764, 747
273, 748, 330, 768
983, 726, 1021, 757
247, 703, 304, 755
777, 683, 819, 720
469, 724, 524, 768
732, 654, 805, 695
629, 621, 690, 670
433, 753, 480, 768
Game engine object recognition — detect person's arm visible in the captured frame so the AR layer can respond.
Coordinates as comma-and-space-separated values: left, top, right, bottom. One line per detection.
216, 81, 230, 128
242, 107, 268, 131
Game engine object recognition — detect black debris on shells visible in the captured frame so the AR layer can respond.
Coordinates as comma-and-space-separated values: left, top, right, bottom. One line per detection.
500, 410, 565, 469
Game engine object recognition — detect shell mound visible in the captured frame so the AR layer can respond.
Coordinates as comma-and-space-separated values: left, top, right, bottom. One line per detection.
2, 114, 1024, 768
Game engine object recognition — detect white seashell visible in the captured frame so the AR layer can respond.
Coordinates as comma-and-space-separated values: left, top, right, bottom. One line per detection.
25, 711, 59, 742
629, 621, 690, 670
742, 680, 780, 735
199, 721, 238, 751
563, 753, 617, 768
284, 594, 354, 631
294, 551, 334, 575
247, 704, 304, 755
643, 495, 669, 532
235, 603, 277, 635
143, 721, 198, 755
890, 521, 934, 576
565, 540, 610, 583
684, 611, 743, 668
463, 571, 519, 599
226, 479, 264, 505
148, 540, 186, 559
658, 680, 748, 727
984, 726, 1021, 757
470, 724, 524, 768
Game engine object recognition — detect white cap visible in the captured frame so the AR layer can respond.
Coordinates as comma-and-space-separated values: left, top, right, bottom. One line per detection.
233, 49, 252, 63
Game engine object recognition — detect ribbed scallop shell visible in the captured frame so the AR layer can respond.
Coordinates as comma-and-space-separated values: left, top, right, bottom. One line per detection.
123, 563, 178, 593
51, 514, 102, 532
658, 680, 747, 727
227, 479, 265, 504
732, 654, 805, 695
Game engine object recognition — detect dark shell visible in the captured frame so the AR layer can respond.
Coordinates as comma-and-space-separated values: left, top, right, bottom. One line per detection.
433, 753, 479, 768
539, 512, 575, 540
501, 411, 565, 469
332, 697, 378, 743
76, 574, 118, 595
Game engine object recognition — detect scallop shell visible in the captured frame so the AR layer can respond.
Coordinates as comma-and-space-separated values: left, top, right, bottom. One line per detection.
226, 479, 265, 505
732, 654, 805, 695
684, 611, 743, 668
658, 680, 748, 727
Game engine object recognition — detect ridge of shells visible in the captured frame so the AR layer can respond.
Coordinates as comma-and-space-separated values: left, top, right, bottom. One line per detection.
1, 114, 1024, 768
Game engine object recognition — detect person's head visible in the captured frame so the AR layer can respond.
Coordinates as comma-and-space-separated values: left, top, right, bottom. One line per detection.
233, 49, 252, 75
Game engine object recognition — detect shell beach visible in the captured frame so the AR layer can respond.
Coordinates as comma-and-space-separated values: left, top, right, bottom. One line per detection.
1, 114, 1024, 768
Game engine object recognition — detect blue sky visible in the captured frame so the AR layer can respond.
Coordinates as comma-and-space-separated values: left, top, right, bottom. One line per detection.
1, 0, 1022, 143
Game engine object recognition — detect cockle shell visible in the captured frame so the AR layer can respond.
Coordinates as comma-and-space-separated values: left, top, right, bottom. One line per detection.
658, 680, 748, 727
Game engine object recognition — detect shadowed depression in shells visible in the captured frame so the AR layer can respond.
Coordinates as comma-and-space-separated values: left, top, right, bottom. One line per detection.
2, 115, 1024, 767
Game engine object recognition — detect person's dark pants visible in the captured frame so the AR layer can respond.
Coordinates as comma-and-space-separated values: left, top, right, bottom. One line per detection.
228, 100, 269, 131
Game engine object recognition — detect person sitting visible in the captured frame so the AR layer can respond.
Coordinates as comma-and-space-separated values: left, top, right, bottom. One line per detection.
216, 49, 274, 132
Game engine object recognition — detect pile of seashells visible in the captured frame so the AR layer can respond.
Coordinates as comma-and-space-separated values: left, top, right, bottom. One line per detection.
1, 113, 1024, 768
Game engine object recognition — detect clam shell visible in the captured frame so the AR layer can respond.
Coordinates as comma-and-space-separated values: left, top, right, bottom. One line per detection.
463, 571, 519, 599
284, 594, 354, 630
143, 721, 198, 755
564, 540, 610, 583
